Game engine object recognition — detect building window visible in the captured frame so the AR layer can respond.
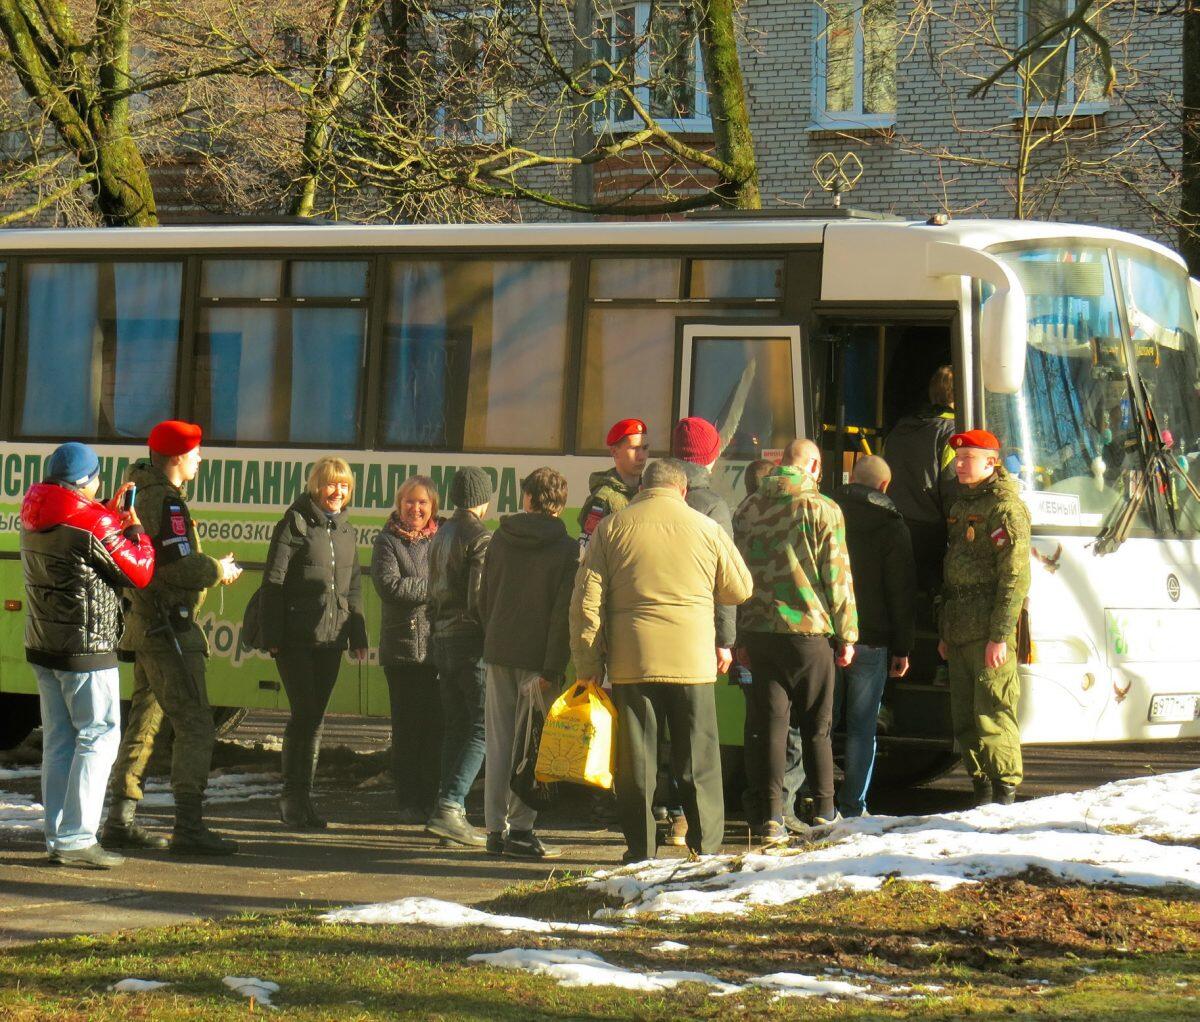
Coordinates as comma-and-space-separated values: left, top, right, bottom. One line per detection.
596, 2, 711, 133
1020, 0, 1108, 113
431, 12, 511, 141
812, 1, 896, 129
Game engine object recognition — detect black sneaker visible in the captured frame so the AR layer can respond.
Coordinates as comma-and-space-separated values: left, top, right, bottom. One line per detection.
503, 830, 561, 860
485, 831, 506, 856
425, 804, 485, 847
52, 843, 125, 870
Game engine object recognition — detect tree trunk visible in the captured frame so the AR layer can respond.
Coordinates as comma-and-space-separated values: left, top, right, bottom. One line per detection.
692, 0, 760, 208
1182, 0, 1200, 275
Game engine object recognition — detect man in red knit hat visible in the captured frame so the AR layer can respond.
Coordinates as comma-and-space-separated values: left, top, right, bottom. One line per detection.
103, 421, 244, 855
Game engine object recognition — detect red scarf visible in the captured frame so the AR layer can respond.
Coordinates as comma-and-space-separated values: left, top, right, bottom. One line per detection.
387, 512, 437, 543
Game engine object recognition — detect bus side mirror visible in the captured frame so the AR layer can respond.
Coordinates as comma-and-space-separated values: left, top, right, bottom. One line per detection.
927, 242, 1027, 394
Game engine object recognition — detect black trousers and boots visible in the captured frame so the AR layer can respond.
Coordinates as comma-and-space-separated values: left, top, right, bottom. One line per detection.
276, 646, 344, 830
744, 634, 837, 823
384, 663, 443, 821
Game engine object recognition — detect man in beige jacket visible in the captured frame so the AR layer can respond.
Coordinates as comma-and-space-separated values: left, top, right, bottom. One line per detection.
571, 459, 753, 862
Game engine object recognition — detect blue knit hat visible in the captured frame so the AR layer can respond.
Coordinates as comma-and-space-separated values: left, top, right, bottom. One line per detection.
44, 442, 101, 488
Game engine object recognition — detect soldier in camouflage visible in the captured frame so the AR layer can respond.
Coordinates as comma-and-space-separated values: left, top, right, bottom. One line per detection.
576, 418, 649, 551
937, 429, 1031, 807
734, 439, 858, 843
101, 421, 243, 856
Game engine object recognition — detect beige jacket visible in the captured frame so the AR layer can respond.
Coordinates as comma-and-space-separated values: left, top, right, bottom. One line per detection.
570, 487, 753, 685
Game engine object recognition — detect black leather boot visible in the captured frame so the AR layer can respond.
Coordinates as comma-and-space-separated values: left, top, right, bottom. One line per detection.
171, 793, 238, 855
992, 781, 1018, 805
300, 733, 327, 830
279, 739, 307, 829
101, 796, 169, 850
972, 776, 994, 806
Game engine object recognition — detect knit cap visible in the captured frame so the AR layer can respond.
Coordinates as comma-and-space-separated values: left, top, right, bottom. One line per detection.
671, 417, 721, 465
44, 442, 101, 488
450, 467, 492, 510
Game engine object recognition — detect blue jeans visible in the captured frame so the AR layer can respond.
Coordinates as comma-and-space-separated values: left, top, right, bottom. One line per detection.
432, 637, 486, 810
835, 644, 889, 818
34, 665, 121, 852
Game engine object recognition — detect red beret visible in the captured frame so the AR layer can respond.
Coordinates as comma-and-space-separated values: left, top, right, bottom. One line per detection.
148, 420, 203, 456
672, 417, 721, 465
949, 429, 1000, 452
606, 418, 647, 447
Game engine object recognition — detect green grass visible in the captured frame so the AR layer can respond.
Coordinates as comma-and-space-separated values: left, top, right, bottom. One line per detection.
1, 873, 1197, 1020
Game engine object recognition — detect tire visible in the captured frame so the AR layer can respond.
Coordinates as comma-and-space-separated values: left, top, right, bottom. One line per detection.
213, 706, 248, 738
0, 693, 40, 751
869, 745, 959, 790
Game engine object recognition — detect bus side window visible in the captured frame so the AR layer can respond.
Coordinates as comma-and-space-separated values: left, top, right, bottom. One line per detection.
16, 261, 182, 439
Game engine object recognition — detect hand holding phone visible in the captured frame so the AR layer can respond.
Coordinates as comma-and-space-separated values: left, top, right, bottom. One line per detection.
121, 484, 137, 513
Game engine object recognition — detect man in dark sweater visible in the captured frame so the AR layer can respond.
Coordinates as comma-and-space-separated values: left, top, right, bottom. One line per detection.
478, 467, 577, 860
834, 455, 917, 818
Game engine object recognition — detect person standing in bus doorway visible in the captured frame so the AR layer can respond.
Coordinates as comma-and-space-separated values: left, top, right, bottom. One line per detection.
937, 430, 1031, 807
478, 467, 577, 860
262, 457, 369, 830
103, 421, 242, 856
22, 443, 156, 869
734, 439, 858, 846
372, 476, 444, 826
425, 467, 493, 847
577, 418, 649, 552
571, 459, 752, 864
833, 455, 917, 818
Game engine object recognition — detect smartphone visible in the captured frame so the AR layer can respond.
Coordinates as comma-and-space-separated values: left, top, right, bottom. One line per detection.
120, 485, 136, 513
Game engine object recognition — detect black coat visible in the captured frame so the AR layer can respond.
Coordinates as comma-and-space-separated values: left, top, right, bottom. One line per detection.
478, 513, 577, 677
428, 509, 491, 645
679, 461, 737, 647
371, 516, 437, 667
261, 494, 367, 650
883, 406, 958, 525
835, 483, 917, 654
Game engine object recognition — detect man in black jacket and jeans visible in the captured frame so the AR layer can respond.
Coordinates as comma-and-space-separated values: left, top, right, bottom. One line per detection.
426, 467, 493, 846
478, 467, 577, 860
834, 456, 917, 818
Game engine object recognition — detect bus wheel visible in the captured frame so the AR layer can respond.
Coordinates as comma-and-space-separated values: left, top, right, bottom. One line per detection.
870, 746, 959, 790
213, 707, 248, 738
0, 693, 40, 751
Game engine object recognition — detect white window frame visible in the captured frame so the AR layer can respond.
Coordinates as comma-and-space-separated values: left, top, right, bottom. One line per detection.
1015, 1, 1109, 117
811, 1, 897, 131
430, 10, 511, 143
595, 1, 712, 135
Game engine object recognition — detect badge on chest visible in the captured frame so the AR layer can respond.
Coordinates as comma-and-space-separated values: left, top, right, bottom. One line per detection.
965, 514, 984, 542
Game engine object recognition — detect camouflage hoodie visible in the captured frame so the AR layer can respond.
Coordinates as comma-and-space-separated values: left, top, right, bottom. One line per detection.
733, 465, 858, 642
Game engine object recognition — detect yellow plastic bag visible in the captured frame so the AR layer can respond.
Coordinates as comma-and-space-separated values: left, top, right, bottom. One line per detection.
534, 680, 617, 790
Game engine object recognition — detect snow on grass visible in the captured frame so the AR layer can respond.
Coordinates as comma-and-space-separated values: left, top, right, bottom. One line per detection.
746, 972, 885, 1000
466, 949, 741, 994
321, 896, 619, 935
223, 976, 280, 1009
109, 979, 172, 993
0, 792, 42, 833
590, 770, 1200, 919
651, 940, 689, 952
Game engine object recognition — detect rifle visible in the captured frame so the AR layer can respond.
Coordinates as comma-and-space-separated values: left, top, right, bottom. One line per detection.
144, 600, 202, 703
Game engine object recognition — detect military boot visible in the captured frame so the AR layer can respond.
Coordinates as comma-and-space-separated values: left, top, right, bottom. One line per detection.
972, 776, 994, 806
992, 781, 1018, 806
278, 739, 308, 829
170, 793, 238, 856
101, 796, 169, 850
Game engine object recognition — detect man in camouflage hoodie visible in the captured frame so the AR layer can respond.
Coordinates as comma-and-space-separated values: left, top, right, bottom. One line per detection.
734, 439, 858, 843
937, 430, 1031, 806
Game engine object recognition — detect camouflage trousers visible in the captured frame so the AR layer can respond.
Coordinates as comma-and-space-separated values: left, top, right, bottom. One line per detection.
946, 636, 1023, 787
109, 650, 215, 800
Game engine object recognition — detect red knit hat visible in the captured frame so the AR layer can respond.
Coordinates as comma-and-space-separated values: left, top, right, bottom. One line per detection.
148, 420, 203, 456
949, 429, 1000, 452
606, 418, 647, 447
672, 417, 721, 465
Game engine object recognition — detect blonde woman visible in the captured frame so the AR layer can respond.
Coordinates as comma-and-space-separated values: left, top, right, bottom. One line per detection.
262, 456, 368, 829
371, 476, 443, 824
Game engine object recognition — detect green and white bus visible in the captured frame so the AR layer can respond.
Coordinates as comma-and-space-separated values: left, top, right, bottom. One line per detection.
1, 213, 1198, 786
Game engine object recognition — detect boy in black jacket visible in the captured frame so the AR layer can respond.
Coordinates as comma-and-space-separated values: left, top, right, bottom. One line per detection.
478, 468, 577, 859
834, 455, 917, 817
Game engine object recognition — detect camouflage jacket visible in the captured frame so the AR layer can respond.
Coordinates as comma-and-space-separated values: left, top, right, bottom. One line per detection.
733, 465, 859, 642
940, 467, 1031, 645
121, 460, 223, 654
577, 468, 638, 543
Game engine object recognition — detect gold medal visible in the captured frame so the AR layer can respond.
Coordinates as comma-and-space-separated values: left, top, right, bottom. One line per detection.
966, 525, 975, 542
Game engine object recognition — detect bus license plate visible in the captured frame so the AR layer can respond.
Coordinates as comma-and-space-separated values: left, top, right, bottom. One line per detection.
1148, 694, 1200, 723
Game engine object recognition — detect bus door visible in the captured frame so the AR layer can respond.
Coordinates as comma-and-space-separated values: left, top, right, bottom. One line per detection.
678, 323, 804, 498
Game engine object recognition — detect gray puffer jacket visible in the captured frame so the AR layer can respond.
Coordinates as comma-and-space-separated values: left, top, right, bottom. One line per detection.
371, 515, 438, 666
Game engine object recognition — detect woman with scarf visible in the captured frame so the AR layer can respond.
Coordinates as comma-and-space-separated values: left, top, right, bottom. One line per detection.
371, 475, 443, 824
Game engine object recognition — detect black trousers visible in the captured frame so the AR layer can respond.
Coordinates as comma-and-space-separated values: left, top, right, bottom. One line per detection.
744, 633, 836, 821
384, 662, 443, 813
276, 645, 344, 788
613, 683, 724, 860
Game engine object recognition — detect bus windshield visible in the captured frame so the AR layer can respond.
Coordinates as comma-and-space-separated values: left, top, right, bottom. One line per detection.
984, 242, 1200, 534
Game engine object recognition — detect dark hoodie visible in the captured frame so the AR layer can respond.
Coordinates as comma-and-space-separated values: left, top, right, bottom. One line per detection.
883, 406, 957, 525
834, 483, 917, 654
679, 460, 737, 647
478, 512, 578, 677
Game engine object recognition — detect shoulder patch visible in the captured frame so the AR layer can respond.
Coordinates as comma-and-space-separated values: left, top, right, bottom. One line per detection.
990, 526, 1010, 549
582, 507, 604, 537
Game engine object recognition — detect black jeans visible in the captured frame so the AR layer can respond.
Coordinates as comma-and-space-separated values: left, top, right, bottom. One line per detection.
744, 633, 836, 821
384, 662, 442, 813
276, 645, 344, 786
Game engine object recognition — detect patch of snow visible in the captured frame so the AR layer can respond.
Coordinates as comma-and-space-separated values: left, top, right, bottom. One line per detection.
0, 792, 43, 833
467, 948, 740, 994
0, 766, 40, 781
590, 770, 1200, 919
109, 978, 171, 993
747, 972, 883, 1001
142, 772, 279, 807
321, 896, 619, 935
651, 940, 689, 952
223, 976, 280, 1009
